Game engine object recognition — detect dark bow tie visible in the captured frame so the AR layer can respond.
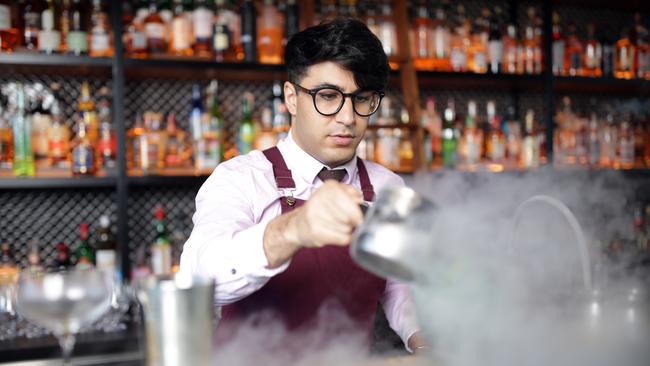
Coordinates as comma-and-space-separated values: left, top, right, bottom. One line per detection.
317, 168, 347, 182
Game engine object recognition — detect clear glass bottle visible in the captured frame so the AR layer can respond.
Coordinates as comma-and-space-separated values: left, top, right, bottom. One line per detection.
123, 1, 148, 58
163, 113, 188, 167
615, 28, 635, 79
502, 24, 519, 74
257, 0, 284, 64
216, 0, 243, 61
0, 0, 21, 51
97, 87, 116, 171
521, 109, 539, 168
237, 92, 256, 155
0, 102, 12, 169
67, 0, 89, 55
460, 100, 482, 168
38, 0, 61, 54
618, 117, 635, 169
582, 23, 602, 77
485, 100, 505, 166
144, 0, 167, 54
46, 85, 70, 168
411, 3, 434, 70
89, 0, 113, 57
77, 81, 99, 144
551, 12, 565, 76
193, 0, 214, 57
169, 0, 193, 56
12, 83, 35, 177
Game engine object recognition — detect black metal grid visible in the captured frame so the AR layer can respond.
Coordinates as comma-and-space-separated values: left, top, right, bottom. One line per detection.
0, 188, 117, 268
126, 186, 200, 266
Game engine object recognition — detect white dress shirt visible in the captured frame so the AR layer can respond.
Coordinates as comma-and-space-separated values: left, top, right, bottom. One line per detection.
180, 130, 419, 347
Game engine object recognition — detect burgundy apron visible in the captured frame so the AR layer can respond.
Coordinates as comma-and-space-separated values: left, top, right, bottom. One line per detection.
217, 146, 386, 347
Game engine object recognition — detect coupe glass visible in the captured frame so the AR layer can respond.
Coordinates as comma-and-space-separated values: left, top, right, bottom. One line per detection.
14, 269, 113, 365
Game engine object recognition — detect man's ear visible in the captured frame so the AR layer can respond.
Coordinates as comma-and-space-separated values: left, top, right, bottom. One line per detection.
284, 81, 297, 116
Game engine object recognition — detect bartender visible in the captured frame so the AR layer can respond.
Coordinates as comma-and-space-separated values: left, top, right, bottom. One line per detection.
180, 18, 427, 353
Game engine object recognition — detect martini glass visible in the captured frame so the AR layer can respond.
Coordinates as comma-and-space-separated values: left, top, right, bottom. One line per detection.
14, 269, 113, 365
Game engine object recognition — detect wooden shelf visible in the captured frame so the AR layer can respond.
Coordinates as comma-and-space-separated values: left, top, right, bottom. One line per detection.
127, 167, 210, 186
367, 124, 419, 130
416, 71, 544, 91
0, 175, 117, 189
554, 76, 650, 95
0, 51, 112, 77
124, 57, 287, 81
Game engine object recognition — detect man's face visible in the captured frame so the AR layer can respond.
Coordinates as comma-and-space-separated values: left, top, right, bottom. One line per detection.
284, 62, 370, 168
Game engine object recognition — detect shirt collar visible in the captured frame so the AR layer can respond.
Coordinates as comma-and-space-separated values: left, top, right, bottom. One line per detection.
277, 129, 358, 185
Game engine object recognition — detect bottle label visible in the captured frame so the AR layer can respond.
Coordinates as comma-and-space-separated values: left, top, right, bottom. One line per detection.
488, 41, 503, 66
0, 5, 10, 30
37, 30, 61, 52
41, 9, 54, 31
238, 123, 255, 155
72, 144, 94, 174
132, 31, 147, 49
151, 244, 172, 275
214, 32, 229, 51
145, 23, 165, 41
24, 11, 39, 28
552, 40, 565, 73
68, 31, 89, 53
91, 33, 110, 52
171, 18, 191, 50
96, 249, 116, 272
194, 8, 213, 39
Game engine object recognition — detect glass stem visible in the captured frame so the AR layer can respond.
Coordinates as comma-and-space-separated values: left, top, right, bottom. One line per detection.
58, 333, 76, 365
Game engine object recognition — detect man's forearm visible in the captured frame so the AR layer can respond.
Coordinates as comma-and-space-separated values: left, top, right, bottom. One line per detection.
263, 208, 303, 268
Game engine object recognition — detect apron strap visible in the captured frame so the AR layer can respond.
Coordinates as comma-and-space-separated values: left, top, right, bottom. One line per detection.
262, 146, 296, 189
356, 157, 375, 202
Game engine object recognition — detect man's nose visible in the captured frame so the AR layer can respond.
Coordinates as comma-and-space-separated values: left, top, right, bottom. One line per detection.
336, 96, 355, 125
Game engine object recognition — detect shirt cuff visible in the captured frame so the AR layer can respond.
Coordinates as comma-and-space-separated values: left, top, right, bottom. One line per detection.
230, 221, 291, 279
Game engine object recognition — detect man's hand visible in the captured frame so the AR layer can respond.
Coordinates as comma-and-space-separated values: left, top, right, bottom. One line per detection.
263, 181, 364, 268
407, 331, 430, 356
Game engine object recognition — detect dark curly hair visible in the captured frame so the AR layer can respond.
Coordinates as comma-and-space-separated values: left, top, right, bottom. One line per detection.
285, 18, 389, 92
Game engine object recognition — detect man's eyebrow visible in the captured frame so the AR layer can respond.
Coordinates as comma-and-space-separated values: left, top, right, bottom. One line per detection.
310, 83, 361, 93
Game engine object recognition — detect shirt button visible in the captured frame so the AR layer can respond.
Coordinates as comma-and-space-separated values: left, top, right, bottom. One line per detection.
231, 268, 237, 275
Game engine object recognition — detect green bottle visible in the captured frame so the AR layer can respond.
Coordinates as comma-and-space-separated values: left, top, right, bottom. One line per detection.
207, 80, 224, 164
12, 83, 35, 177
75, 222, 95, 269
441, 98, 458, 168
237, 92, 256, 155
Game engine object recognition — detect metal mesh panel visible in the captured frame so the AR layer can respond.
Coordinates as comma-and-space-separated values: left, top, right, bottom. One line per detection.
0, 189, 117, 268
0, 73, 112, 131
126, 186, 202, 265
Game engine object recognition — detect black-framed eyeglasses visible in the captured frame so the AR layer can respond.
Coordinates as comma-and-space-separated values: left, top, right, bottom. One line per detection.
292, 83, 384, 117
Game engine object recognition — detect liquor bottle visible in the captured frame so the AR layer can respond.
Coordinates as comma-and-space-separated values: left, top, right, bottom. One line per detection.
213, 23, 232, 62
502, 23, 518, 74
284, 0, 299, 45
522, 8, 539, 75
551, 12, 564, 76
75, 222, 95, 269
441, 98, 457, 168
258, 0, 284, 64
71, 118, 96, 175
38, 0, 61, 54
271, 81, 289, 140
164, 113, 188, 167
460, 100, 482, 168
67, 0, 89, 55
127, 112, 145, 171
582, 23, 602, 78
189, 83, 204, 151
46, 84, 70, 167
216, 0, 243, 61
599, 30, 615, 78
77, 81, 99, 144
469, 8, 489, 74
60, 0, 70, 51
241, 0, 257, 62
22, 0, 42, 50
429, 3, 450, 71
142, 111, 166, 172
12, 83, 35, 177
487, 7, 503, 74
193, 0, 214, 57
635, 13, 650, 79
485, 100, 505, 166
411, 3, 434, 70
97, 87, 116, 170
618, 117, 635, 169
599, 111, 617, 168
254, 106, 278, 150
503, 106, 521, 166
587, 113, 600, 167
565, 23, 583, 76
170, 0, 192, 56
89, 0, 113, 57
131, 245, 151, 281
30, 86, 52, 160
0, 242, 18, 282
151, 205, 172, 276
420, 97, 439, 166
449, 4, 468, 72
238, 92, 256, 155
0, 101, 12, 169
0, 0, 21, 51
27, 241, 44, 274
54, 242, 72, 270
615, 28, 635, 79
207, 80, 224, 162
123, 1, 148, 58
94, 215, 117, 275
521, 109, 539, 168
144, 0, 166, 54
